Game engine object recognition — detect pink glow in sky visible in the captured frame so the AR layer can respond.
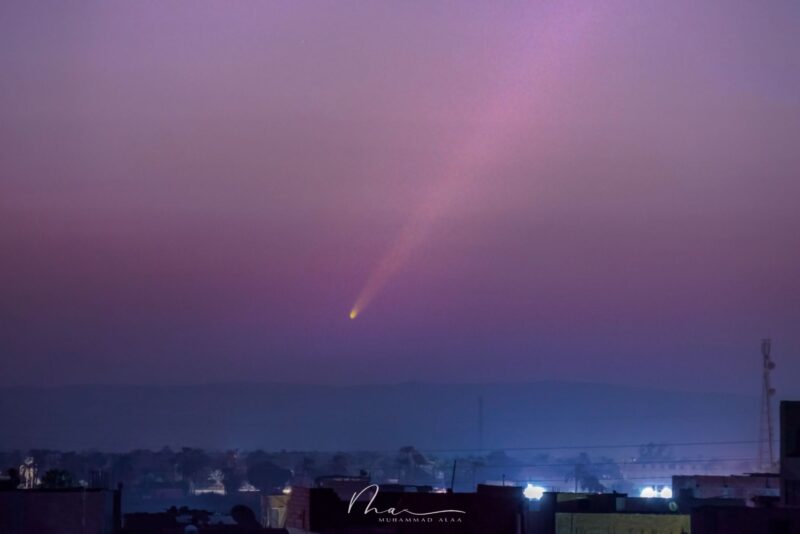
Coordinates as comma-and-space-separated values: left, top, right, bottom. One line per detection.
350, 4, 597, 319
1, 1, 799, 393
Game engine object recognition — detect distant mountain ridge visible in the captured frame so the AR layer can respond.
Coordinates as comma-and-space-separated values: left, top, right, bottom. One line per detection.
0, 382, 757, 453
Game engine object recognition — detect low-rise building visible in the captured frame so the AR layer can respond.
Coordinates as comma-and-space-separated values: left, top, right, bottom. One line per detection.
691, 506, 800, 534
673, 474, 779, 504
554, 512, 689, 534
0, 487, 121, 534
526, 492, 689, 534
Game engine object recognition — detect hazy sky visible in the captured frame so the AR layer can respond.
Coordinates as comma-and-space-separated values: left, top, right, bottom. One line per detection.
1, 1, 799, 394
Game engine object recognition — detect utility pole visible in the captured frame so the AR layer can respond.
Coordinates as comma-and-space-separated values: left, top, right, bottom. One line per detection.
478, 396, 484, 451
759, 338, 777, 471
574, 465, 578, 493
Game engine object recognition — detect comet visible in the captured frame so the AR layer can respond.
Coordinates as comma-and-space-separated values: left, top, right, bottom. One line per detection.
347, 6, 593, 319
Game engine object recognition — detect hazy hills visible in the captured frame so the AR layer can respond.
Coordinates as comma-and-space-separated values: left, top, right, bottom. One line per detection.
0, 382, 758, 453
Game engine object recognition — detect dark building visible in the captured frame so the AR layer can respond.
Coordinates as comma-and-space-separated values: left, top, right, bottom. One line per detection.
0, 487, 121, 534
680, 401, 800, 533
782, 401, 800, 507
691, 506, 800, 534
123, 507, 287, 533
525, 492, 689, 534
314, 475, 373, 500
673, 474, 779, 504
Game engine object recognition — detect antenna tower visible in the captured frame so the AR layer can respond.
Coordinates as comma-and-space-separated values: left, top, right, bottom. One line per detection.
759, 338, 777, 471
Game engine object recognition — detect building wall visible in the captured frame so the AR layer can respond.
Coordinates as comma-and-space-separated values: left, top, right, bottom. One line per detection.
555, 512, 690, 534
691, 506, 800, 534
0, 489, 116, 534
284, 486, 311, 531
261, 494, 289, 528
672, 475, 779, 501
781, 401, 800, 506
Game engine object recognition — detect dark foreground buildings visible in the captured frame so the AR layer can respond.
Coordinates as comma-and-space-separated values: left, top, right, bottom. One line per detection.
265, 401, 800, 533
0, 486, 120, 534
3, 401, 800, 533
284, 482, 524, 533
277, 481, 694, 533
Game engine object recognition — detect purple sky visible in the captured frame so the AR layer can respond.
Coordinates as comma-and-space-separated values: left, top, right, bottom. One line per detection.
1, 1, 799, 394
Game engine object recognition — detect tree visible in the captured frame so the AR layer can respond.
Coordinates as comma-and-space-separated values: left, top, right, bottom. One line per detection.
246, 461, 291, 493
246, 450, 271, 469
482, 450, 523, 483
327, 453, 350, 476
638, 443, 672, 462
1, 468, 20, 490
175, 447, 210, 483
230, 505, 259, 527
564, 453, 606, 493
396, 446, 432, 485
111, 454, 134, 487
296, 456, 317, 483
41, 469, 75, 489
574, 464, 605, 493
222, 466, 243, 496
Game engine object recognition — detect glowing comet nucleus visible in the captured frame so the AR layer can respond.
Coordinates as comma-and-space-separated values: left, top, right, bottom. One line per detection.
349, 309, 358, 320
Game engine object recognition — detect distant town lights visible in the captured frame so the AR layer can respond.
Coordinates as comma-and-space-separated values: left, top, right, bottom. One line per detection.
523, 483, 546, 500
640, 487, 657, 498
640, 486, 672, 499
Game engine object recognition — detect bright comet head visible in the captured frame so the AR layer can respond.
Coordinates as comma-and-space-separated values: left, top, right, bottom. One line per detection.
349, 310, 358, 320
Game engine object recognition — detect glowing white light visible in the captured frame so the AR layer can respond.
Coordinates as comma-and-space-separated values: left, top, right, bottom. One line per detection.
640, 487, 657, 498
523, 483, 546, 500
659, 487, 673, 499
